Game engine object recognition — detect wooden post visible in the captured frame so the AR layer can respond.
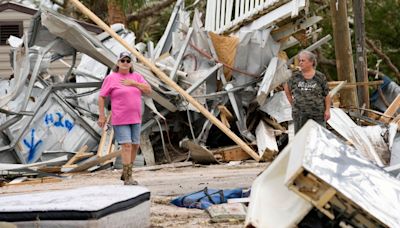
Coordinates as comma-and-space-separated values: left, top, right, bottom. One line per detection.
68, 0, 260, 161
330, 0, 358, 108
353, 0, 369, 109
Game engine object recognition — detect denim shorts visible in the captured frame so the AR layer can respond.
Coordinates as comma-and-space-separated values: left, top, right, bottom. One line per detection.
113, 124, 141, 144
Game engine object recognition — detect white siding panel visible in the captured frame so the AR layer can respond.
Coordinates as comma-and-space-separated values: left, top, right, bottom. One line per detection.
0, 10, 33, 20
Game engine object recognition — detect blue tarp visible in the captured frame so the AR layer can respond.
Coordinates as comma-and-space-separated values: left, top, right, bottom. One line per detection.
170, 187, 245, 209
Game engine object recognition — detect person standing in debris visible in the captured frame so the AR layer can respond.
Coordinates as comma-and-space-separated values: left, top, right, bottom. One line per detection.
98, 51, 151, 185
284, 50, 331, 133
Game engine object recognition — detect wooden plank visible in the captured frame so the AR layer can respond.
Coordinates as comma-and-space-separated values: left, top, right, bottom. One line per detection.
212, 145, 251, 161
380, 94, 400, 123
328, 80, 383, 89
218, 105, 233, 120
37, 166, 62, 173
140, 133, 156, 166
133, 161, 193, 172
5, 177, 62, 186
220, 113, 231, 128
64, 145, 89, 166
97, 114, 114, 157
75, 152, 94, 160
68, 150, 121, 173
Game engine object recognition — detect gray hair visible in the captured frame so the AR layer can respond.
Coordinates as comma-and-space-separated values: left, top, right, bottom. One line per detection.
298, 50, 317, 68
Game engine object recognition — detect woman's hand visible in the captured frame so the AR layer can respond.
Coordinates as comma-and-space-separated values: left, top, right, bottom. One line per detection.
98, 115, 106, 128
324, 109, 331, 121
121, 79, 136, 86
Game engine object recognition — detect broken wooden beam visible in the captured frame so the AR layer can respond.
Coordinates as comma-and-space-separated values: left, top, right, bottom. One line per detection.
67, 150, 122, 173
64, 145, 89, 166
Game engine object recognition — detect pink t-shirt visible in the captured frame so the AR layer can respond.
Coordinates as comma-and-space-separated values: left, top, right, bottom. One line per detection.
99, 72, 148, 125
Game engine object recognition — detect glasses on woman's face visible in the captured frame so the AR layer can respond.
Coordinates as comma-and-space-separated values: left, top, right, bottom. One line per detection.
120, 59, 131, 63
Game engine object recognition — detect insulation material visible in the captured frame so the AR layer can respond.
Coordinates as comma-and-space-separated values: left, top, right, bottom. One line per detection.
208, 32, 239, 81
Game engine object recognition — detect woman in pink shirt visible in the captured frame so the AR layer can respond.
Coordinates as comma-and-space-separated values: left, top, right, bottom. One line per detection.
98, 52, 151, 185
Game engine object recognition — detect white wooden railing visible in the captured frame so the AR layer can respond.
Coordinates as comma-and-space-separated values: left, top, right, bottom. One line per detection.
205, 0, 304, 34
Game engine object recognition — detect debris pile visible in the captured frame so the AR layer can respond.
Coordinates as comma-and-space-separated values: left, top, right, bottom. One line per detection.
0, 0, 399, 192
0, 0, 399, 226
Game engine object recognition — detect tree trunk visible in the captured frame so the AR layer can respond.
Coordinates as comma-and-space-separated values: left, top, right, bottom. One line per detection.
330, 0, 358, 108
353, 0, 369, 108
126, 0, 176, 23
107, 0, 126, 25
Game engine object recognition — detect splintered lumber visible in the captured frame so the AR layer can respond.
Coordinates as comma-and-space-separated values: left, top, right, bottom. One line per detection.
380, 94, 400, 123
140, 133, 156, 166
70, 0, 260, 162
218, 105, 233, 128
64, 145, 89, 166
97, 114, 114, 157
218, 105, 233, 119
68, 150, 122, 173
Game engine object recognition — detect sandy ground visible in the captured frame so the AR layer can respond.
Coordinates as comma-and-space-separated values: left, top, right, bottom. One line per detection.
0, 162, 267, 227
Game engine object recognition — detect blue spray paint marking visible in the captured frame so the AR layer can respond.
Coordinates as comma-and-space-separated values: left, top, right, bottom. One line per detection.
65, 120, 74, 131
44, 112, 74, 131
54, 112, 65, 127
44, 113, 54, 125
23, 129, 43, 163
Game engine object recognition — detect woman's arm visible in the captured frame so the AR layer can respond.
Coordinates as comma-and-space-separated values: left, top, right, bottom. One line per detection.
324, 95, 331, 121
98, 96, 106, 128
283, 83, 293, 104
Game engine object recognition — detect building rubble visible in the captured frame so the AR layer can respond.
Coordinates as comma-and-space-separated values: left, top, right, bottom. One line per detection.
0, 0, 399, 226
